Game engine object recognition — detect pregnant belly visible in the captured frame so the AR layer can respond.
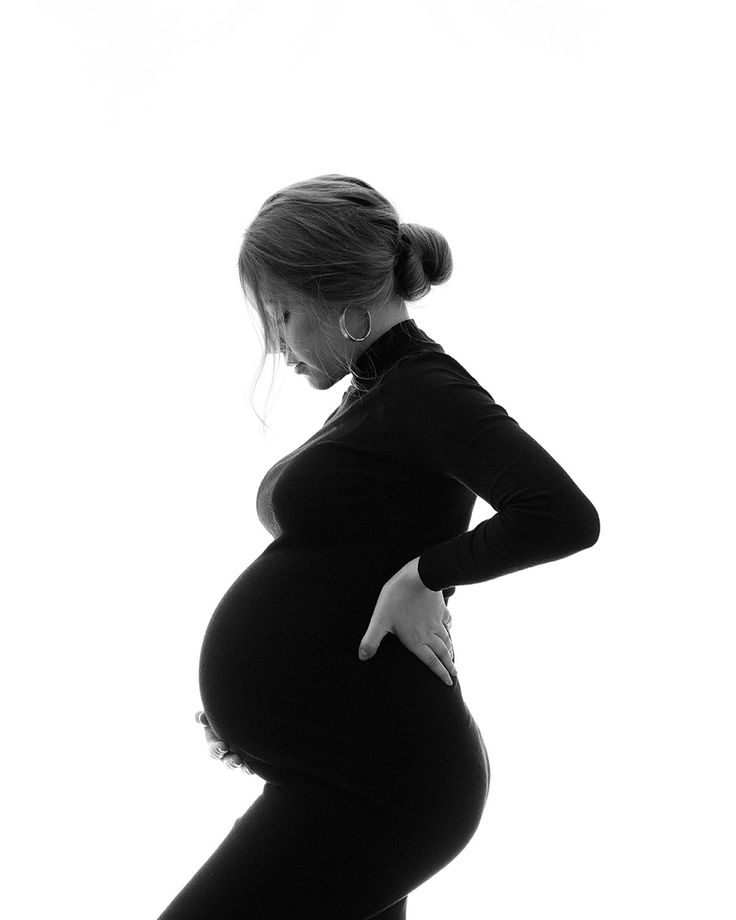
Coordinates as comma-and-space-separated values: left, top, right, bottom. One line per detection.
198, 544, 377, 764
198, 542, 489, 817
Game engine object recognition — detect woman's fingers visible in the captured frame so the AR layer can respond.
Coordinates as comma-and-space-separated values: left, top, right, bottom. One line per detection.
432, 635, 458, 683
203, 724, 222, 745
209, 739, 229, 759
207, 735, 251, 772
438, 623, 455, 660
196, 709, 254, 773
416, 637, 457, 687
202, 720, 229, 758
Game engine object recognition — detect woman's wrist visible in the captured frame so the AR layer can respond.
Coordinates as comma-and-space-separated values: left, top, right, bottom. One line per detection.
400, 555, 440, 592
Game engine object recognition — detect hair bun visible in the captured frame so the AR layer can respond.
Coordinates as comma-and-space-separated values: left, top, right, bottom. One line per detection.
395, 222, 453, 302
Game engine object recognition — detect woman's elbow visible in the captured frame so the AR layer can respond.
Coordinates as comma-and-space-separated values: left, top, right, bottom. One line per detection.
543, 490, 600, 553
515, 487, 600, 554
571, 497, 600, 550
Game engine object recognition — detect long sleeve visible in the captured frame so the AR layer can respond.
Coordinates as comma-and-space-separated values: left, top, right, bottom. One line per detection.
380, 352, 600, 592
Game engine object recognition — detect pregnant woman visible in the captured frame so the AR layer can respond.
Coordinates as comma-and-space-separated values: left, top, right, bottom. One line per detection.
155, 174, 600, 919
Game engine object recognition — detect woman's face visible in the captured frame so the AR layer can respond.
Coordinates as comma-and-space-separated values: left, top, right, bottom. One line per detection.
271, 301, 352, 391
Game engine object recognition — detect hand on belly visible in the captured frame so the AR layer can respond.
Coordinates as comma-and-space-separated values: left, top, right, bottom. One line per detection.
195, 709, 254, 774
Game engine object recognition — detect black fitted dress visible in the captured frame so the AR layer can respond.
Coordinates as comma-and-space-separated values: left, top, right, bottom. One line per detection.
156, 319, 600, 920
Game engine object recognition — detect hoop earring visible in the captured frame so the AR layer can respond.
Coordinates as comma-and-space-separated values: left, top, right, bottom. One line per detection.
339, 305, 372, 342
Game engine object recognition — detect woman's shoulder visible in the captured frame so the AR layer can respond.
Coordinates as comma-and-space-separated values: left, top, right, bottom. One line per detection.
380, 346, 496, 403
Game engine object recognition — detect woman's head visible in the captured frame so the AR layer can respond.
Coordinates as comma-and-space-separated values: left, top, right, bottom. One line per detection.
238, 174, 452, 425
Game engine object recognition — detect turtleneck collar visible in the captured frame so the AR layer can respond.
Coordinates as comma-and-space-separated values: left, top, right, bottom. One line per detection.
349, 318, 442, 385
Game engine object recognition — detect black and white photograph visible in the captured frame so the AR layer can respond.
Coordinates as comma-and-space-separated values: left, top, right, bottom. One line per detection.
1, 2, 733, 917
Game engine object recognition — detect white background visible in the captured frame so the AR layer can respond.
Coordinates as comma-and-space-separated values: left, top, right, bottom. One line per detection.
1, 1, 734, 917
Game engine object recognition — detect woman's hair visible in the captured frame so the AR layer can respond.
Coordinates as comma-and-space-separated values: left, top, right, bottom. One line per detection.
237, 173, 452, 428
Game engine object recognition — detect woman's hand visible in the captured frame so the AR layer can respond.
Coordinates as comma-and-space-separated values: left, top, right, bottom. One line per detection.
358, 556, 457, 686
194, 710, 253, 773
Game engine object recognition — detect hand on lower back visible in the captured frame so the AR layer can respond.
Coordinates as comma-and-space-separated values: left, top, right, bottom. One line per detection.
358, 556, 456, 686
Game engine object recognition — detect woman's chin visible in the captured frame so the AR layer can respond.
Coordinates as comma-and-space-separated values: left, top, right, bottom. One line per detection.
293, 362, 344, 390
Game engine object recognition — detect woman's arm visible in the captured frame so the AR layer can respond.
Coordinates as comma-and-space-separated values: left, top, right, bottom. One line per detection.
381, 352, 600, 594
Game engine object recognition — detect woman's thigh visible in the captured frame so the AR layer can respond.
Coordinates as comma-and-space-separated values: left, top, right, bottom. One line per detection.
154, 781, 418, 920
